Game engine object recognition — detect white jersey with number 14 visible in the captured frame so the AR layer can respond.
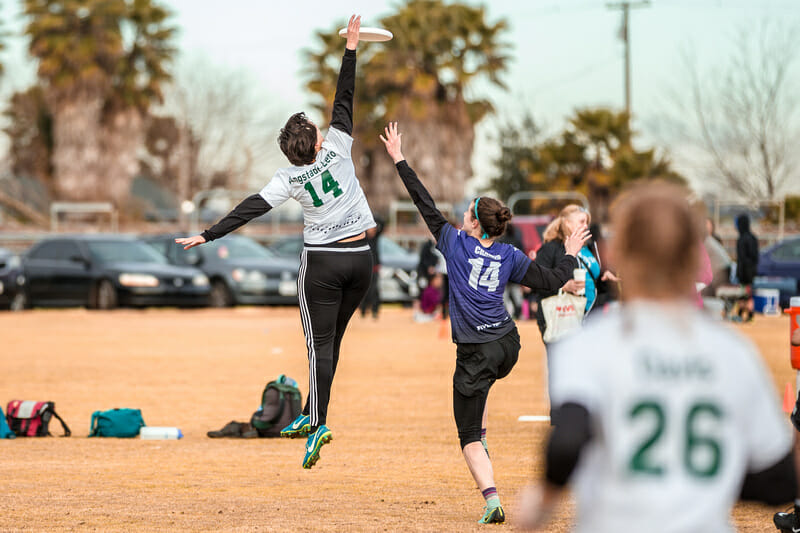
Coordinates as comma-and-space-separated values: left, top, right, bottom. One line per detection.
259, 127, 375, 244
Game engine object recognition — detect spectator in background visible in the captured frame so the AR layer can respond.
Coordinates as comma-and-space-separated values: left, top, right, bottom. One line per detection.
360, 217, 385, 319
417, 239, 439, 289
498, 222, 525, 319
707, 217, 723, 244
415, 272, 443, 322
535, 206, 618, 424
735, 213, 759, 321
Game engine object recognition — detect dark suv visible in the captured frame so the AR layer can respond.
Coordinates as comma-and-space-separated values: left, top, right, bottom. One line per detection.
144, 233, 299, 307
19, 235, 210, 309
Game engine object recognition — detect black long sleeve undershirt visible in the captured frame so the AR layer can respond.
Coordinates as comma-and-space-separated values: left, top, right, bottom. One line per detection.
329, 49, 356, 136
394, 159, 577, 289
740, 450, 797, 505
394, 160, 448, 240
545, 403, 593, 486
521, 253, 577, 292
200, 194, 272, 242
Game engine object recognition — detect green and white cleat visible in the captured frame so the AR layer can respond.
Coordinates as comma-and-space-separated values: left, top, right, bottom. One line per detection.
302, 425, 332, 469
280, 414, 311, 439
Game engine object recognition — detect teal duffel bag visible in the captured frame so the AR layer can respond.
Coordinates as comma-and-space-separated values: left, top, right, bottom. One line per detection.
88, 408, 145, 438
0, 406, 15, 439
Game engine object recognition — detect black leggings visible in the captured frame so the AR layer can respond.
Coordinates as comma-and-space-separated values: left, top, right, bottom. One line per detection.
359, 270, 380, 317
298, 240, 372, 428
452, 328, 520, 448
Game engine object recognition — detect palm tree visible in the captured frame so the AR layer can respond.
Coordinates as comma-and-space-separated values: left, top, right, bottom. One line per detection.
24, 0, 175, 206
490, 107, 685, 221
100, 0, 175, 206
305, 0, 510, 212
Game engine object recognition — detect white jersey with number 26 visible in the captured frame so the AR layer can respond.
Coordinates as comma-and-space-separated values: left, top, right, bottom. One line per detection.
259, 127, 375, 244
551, 302, 792, 533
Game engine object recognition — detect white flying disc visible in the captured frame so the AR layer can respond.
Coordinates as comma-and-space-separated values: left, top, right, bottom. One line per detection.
338, 27, 393, 42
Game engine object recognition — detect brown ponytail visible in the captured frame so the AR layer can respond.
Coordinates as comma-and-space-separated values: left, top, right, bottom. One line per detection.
473, 197, 513, 238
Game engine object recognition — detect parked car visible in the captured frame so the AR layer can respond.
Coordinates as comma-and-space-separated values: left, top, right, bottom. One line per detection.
143, 233, 299, 307
0, 247, 25, 310
18, 235, 210, 309
757, 236, 800, 308
267, 235, 419, 303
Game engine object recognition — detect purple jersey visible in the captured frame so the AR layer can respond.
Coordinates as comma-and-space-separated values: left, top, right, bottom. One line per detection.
437, 224, 532, 344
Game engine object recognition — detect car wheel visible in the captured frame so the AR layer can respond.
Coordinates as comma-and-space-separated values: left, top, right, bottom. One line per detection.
94, 280, 118, 310
10, 291, 27, 311
209, 280, 233, 307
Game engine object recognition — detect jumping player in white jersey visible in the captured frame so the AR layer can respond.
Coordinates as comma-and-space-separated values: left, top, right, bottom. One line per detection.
380, 122, 590, 524
176, 15, 374, 469
517, 182, 796, 532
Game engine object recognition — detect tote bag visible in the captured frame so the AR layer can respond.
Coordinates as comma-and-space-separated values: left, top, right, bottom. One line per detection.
541, 289, 587, 343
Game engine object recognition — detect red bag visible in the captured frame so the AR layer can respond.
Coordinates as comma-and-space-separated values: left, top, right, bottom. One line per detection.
6, 400, 71, 437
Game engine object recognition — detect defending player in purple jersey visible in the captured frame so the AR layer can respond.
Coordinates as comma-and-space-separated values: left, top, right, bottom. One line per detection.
437, 223, 531, 343
381, 122, 589, 525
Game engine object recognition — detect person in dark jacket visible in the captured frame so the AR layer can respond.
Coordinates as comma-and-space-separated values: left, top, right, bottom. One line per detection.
417, 239, 439, 288
534, 205, 618, 424
735, 213, 759, 321
498, 222, 525, 319
360, 217, 385, 319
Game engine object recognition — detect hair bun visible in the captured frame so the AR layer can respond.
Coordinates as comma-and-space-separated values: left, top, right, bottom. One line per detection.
497, 207, 513, 223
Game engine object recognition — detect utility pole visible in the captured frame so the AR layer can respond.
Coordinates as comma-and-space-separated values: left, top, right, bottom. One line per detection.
606, 1, 650, 125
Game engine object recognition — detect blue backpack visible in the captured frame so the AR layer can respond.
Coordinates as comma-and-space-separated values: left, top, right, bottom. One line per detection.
89, 408, 146, 438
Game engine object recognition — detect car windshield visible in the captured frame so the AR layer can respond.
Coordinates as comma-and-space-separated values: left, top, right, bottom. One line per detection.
204, 237, 273, 260
87, 240, 168, 264
270, 238, 303, 257
379, 237, 410, 257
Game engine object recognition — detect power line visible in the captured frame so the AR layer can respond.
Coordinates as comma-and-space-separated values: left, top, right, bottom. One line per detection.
530, 55, 620, 93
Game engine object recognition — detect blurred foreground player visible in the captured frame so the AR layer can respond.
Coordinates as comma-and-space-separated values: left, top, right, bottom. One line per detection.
517, 182, 796, 532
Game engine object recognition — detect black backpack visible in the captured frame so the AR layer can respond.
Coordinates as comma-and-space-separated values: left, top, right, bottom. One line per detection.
250, 376, 302, 438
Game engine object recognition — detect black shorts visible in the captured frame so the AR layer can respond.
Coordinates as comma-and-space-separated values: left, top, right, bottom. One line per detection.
453, 327, 521, 397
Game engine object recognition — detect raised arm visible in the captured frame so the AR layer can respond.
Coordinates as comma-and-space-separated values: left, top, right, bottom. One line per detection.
175, 194, 272, 250
329, 15, 360, 135
380, 122, 448, 240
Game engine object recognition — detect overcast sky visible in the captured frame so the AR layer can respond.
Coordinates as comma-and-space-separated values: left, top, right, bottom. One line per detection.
1, 0, 798, 196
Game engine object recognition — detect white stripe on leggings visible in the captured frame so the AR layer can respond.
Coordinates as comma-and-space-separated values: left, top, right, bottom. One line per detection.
298, 248, 318, 426
304, 245, 370, 253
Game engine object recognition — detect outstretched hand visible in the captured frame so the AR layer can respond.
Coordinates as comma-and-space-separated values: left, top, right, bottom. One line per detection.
346, 14, 361, 50
380, 122, 404, 163
175, 235, 206, 250
564, 224, 591, 256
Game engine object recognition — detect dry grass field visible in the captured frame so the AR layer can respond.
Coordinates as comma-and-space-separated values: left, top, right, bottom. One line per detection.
0, 306, 794, 532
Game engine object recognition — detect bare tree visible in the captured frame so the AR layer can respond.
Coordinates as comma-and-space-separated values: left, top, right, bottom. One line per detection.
676, 21, 799, 200
155, 56, 285, 205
